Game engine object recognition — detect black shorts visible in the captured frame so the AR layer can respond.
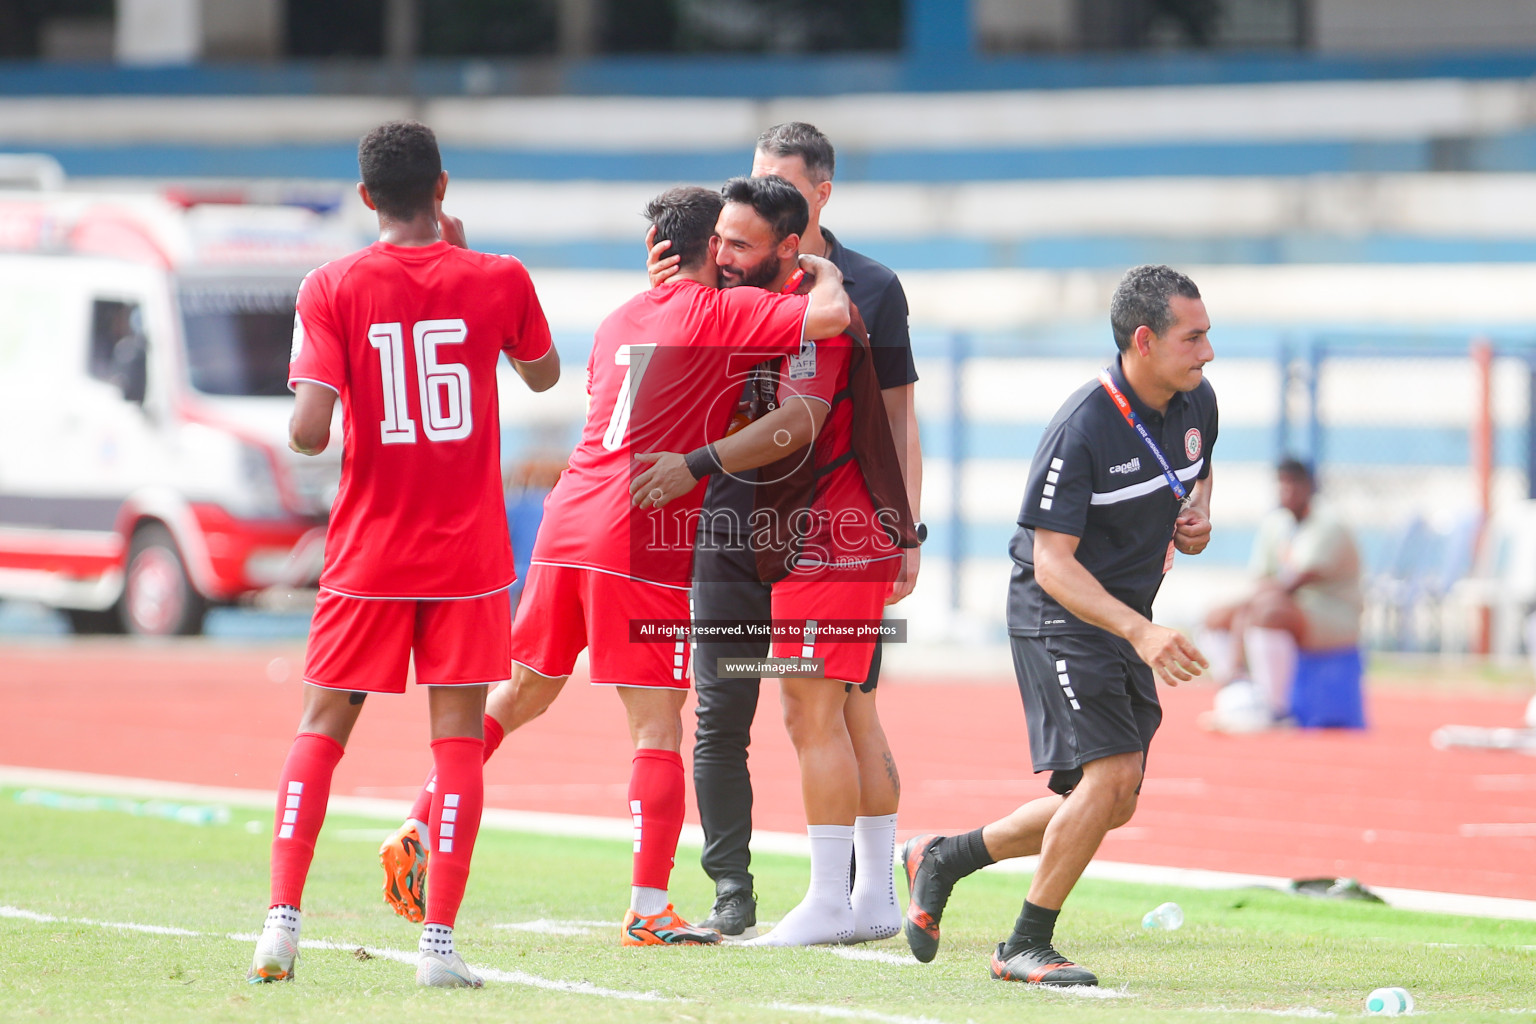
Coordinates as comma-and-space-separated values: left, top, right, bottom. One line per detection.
1010, 632, 1162, 795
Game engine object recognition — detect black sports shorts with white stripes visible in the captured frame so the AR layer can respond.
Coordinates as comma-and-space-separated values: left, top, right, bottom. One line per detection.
1010, 631, 1162, 796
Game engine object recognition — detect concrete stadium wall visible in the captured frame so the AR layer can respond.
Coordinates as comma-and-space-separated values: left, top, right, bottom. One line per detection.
50, 174, 1536, 271
1315, 0, 1536, 53
5, 76, 1535, 152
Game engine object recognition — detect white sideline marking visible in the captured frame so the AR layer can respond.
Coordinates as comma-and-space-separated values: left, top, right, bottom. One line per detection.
0, 905, 198, 936
493, 921, 921, 964
77, 918, 202, 937
765, 1004, 943, 1023
8, 907, 943, 1023
494, 919, 611, 936
290, 937, 676, 1001
818, 946, 920, 965
1033, 983, 1135, 1000
0, 906, 57, 922
1199, 1008, 1337, 1018
8, 765, 1536, 922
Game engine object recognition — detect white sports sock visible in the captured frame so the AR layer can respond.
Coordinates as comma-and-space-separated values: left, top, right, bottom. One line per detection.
746, 824, 854, 947
850, 814, 900, 942
419, 923, 454, 956
1198, 628, 1238, 685
1244, 626, 1298, 719
407, 817, 431, 853
263, 905, 300, 937
630, 885, 669, 916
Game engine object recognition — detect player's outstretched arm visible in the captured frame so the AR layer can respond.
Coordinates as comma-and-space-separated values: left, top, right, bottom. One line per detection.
1033, 527, 1208, 687
511, 347, 561, 393
289, 382, 337, 455
798, 253, 850, 341
629, 397, 827, 510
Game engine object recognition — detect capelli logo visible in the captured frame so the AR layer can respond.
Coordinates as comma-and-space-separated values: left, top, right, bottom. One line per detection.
1109, 457, 1142, 475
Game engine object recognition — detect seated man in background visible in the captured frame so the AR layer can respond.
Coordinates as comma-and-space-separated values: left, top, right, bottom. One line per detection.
1202, 457, 1362, 729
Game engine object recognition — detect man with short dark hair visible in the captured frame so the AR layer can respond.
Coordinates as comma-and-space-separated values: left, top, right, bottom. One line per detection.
900, 264, 1217, 987
250, 119, 560, 989
650, 120, 922, 941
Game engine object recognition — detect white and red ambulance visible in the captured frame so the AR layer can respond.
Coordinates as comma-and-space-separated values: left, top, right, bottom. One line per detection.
0, 191, 358, 635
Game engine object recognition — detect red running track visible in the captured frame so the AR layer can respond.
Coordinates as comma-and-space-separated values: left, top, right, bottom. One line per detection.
3, 641, 1533, 900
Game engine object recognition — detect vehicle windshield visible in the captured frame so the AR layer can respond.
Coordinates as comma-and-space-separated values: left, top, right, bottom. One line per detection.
179, 279, 299, 397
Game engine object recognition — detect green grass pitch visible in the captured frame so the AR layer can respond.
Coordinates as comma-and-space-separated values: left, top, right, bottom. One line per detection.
4, 785, 1535, 1023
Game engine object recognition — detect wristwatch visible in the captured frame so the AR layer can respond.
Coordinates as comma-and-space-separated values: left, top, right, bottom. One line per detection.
914, 521, 928, 544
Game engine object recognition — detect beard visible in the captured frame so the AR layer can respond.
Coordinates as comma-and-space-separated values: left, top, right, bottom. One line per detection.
721, 253, 782, 290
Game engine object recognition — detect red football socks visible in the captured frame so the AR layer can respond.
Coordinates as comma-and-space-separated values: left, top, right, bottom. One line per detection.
483, 714, 506, 758
628, 748, 685, 890
423, 735, 484, 927
405, 714, 504, 827
268, 732, 345, 910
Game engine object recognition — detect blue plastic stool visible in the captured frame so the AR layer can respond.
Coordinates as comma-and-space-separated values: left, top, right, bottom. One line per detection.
1288, 647, 1366, 729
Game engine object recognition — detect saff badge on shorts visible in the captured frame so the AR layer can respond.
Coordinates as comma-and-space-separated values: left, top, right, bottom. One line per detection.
787, 339, 817, 380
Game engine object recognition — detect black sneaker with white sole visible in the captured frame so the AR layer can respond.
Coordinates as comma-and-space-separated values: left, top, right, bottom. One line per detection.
700, 887, 757, 939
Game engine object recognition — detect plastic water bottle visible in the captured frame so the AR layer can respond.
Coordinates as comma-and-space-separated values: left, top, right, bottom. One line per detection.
1141, 902, 1183, 930
1365, 987, 1413, 1015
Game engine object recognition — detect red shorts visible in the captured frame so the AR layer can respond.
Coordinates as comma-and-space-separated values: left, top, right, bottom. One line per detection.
304, 588, 511, 693
510, 563, 691, 689
770, 555, 900, 685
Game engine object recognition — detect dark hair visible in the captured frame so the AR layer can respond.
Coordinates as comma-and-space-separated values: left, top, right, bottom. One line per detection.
720, 175, 808, 243
644, 186, 724, 272
1109, 264, 1202, 353
755, 121, 836, 184
1277, 456, 1315, 484
358, 120, 442, 221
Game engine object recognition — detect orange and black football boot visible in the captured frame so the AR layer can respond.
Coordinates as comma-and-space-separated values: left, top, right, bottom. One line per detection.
621, 905, 722, 946
901, 833, 954, 963
379, 823, 428, 923
989, 942, 1099, 987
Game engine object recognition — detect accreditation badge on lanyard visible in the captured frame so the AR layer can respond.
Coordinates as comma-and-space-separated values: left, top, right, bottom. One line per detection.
1097, 369, 1192, 572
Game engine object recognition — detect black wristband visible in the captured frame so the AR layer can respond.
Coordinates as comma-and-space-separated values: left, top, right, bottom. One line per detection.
684, 444, 719, 481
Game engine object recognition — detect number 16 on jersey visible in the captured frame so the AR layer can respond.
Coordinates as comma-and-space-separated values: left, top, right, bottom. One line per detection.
369, 318, 473, 445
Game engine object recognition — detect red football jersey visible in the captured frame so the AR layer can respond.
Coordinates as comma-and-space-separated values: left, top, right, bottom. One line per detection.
288, 240, 552, 598
531, 279, 809, 586
777, 333, 904, 573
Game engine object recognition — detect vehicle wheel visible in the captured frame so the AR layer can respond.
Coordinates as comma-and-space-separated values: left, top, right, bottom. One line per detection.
121, 523, 207, 636
64, 607, 126, 634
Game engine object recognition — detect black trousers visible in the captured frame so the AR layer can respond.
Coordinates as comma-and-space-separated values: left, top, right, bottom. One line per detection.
691, 538, 770, 891
690, 537, 882, 891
